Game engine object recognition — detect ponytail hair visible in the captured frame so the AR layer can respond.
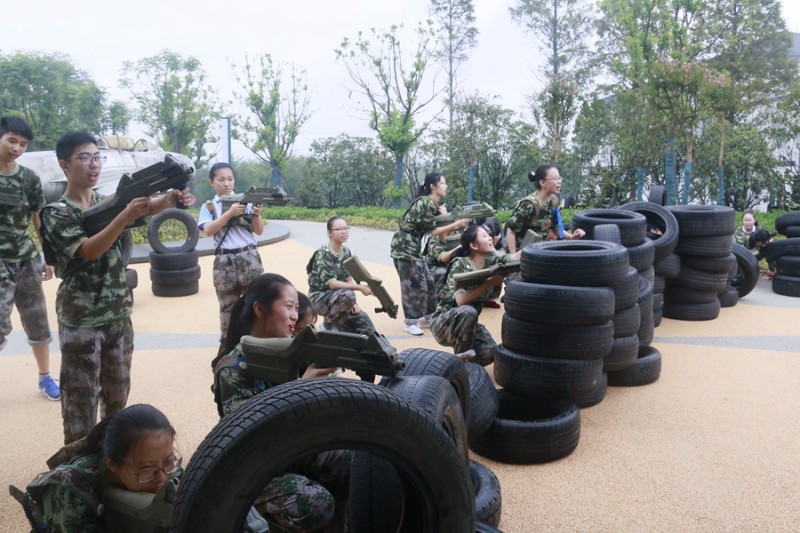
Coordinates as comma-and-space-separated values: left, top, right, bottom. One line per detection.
417, 172, 444, 197
456, 224, 482, 257
528, 165, 554, 190
86, 404, 174, 466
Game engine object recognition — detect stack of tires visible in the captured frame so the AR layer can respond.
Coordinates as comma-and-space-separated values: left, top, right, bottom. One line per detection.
147, 208, 201, 297
766, 211, 800, 297
664, 205, 736, 320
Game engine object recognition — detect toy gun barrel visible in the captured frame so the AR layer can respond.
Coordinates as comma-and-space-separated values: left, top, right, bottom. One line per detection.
344, 255, 399, 319
241, 327, 403, 385
82, 154, 193, 236
219, 186, 290, 214
452, 260, 520, 289
434, 202, 496, 227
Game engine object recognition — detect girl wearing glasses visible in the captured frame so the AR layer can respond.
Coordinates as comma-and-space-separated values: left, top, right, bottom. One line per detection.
25, 404, 180, 531
505, 164, 584, 253
306, 216, 376, 337
213, 273, 350, 532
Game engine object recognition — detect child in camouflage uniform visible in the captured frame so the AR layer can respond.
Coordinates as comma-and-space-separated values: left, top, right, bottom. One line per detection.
0, 116, 59, 400
307, 216, 376, 335
25, 404, 181, 532
213, 273, 351, 532
505, 165, 584, 253
390, 172, 470, 335
425, 228, 462, 298
40, 131, 194, 445
430, 225, 521, 366
197, 162, 265, 346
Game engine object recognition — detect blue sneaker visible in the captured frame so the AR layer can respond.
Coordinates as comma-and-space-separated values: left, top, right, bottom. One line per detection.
38, 376, 61, 401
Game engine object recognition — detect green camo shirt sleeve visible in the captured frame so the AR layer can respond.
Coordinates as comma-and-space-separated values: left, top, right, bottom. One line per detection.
307, 246, 351, 296
390, 197, 437, 260
0, 164, 45, 260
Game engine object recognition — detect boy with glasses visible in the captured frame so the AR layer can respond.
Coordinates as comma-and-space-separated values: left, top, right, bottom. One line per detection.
0, 116, 59, 400
40, 131, 194, 444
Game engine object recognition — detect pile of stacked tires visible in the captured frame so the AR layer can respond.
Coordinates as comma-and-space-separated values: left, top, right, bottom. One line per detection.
147, 208, 201, 297
764, 212, 800, 297
662, 205, 736, 320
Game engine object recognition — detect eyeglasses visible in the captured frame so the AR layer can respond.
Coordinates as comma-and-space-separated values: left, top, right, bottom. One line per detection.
71, 155, 107, 165
127, 451, 182, 483
331, 227, 350, 232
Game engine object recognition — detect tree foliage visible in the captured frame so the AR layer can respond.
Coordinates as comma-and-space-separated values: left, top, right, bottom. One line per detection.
119, 49, 220, 167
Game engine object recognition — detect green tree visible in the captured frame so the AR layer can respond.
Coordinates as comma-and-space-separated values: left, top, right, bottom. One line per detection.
105, 100, 131, 135
230, 54, 311, 187
336, 22, 444, 206
119, 50, 221, 167
0, 51, 105, 150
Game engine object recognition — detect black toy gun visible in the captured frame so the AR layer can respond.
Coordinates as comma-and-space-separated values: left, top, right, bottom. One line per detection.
344, 255, 399, 319
240, 326, 404, 385
434, 202, 495, 227
452, 260, 521, 289
83, 154, 193, 236
219, 186, 290, 215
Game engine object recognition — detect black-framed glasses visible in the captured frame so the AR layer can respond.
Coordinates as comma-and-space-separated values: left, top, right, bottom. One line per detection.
127, 451, 182, 483
71, 155, 107, 165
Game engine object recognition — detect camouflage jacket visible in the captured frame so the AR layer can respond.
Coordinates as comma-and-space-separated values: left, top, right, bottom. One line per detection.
435, 253, 514, 315
214, 344, 270, 417
733, 227, 756, 248
40, 192, 131, 328
307, 245, 352, 296
0, 163, 45, 261
390, 196, 439, 261
505, 193, 558, 248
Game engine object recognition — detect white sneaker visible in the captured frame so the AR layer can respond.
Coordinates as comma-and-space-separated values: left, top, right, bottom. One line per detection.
403, 323, 424, 336
419, 314, 433, 329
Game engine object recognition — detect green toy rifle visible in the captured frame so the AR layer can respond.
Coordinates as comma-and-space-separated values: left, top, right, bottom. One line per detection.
82, 154, 193, 236
219, 186, 290, 215
434, 202, 495, 227
452, 260, 521, 289
344, 255, 399, 319
240, 326, 403, 385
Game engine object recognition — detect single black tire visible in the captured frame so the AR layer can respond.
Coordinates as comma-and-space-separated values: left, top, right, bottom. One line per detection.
758, 238, 800, 263
667, 205, 736, 237
625, 237, 656, 272
151, 280, 199, 297
119, 230, 133, 267
653, 309, 663, 327
149, 265, 202, 285
572, 209, 647, 246
125, 268, 138, 290
784, 226, 800, 239
653, 291, 664, 312
772, 273, 800, 297
653, 253, 681, 279
617, 201, 679, 261
494, 345, 605, 403
607, 345, 662, 387
464, 362, 499, 440
469, 389, 581, 465
613, 267, 640, 311
648, 185, 667, 206
669, 265, 730, 293
718, 287, 739, 308
603, 334, 640, 373
774, 211, 800, 234
730, 243, 760, 298
171, 379, 476, 532
577, 371, 608, 409
680, 253, 736, 274
470, 460, 502, 527
664, 283, 720, 305
662, 299, 721, 321
636, 278, 654, 345
675, 235, 734, 258
612, 304, 641, 338
349, 452, 404, 533
520, 241, 630, 287
381, 375, 469, 462
148, 249, 200, 271
502, 281, 615, 325
501, 315, 614, 360
387, 348, 471, 427
776, 255, 800, 277
147, 208, 199, 254
653, 274, 666, 293
592, 223, 621, 244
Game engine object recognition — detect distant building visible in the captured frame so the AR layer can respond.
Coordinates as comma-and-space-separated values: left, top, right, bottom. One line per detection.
791, 32, 800, 62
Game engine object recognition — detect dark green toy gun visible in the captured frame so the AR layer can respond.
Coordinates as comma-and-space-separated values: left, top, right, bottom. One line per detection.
240, 326, 404, 385
82, 154, 193, 236
452, 260, 521, 289
220, 185, 290, 215
434, 202, 495, 227
344, 255, 399, 319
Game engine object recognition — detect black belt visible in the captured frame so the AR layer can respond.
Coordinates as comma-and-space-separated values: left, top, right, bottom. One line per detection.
215, 245, 255, 256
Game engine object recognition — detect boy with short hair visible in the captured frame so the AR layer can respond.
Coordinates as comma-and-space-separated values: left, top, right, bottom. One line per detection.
40, 131, 194, 444
0, 115, 59, 400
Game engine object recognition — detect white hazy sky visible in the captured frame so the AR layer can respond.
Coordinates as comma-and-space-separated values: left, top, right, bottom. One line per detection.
3, 0, 799, 159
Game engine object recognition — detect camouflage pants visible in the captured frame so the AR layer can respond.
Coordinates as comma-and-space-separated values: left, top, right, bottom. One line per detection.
430, 306, 498, 364
58, 319, 133, 445
213, 248, 264, 339
309, 289, 375, 335
0, 257, 52, 349
429, 263, 448, 298
393, 258, 436, 322
255, 450, 352, 532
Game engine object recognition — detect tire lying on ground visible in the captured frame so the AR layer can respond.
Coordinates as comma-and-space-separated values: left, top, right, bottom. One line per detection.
470, 460, 502, 527
171, 379, 475, 532
776, 255, 800, 277
149, 249, 200, 271
772, 273, 800, 297
147, 208, 200, 254
151, 280, 200, 298
468, 389, 581, 464
607, 345, 662, 387
662, 298, 721, 321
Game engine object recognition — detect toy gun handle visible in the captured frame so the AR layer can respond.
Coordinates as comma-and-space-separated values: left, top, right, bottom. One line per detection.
344, 255, 399, 319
